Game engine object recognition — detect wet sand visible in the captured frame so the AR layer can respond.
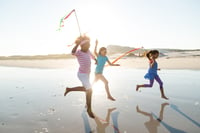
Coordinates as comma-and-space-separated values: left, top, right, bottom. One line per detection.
0, 66, 199, 133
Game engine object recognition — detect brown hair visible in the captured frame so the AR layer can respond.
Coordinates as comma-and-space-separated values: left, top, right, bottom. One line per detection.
75, 35, 90, 45
146, 50, 159, 60
98, 47, 107, 55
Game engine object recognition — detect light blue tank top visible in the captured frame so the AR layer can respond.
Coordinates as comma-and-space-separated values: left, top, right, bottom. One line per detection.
95, 55, 108, 74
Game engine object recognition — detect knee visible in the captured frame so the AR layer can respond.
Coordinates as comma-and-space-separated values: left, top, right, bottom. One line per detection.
159, 82, 163, 88
149, 84, 153, 87
149, 82, 153, 87
104, 80, 108, 85
146, 84, 153, 87
105, 81, 109, 85
86, 89, 92, 93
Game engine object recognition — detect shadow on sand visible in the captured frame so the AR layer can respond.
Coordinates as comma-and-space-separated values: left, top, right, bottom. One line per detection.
170, 104, 200, 128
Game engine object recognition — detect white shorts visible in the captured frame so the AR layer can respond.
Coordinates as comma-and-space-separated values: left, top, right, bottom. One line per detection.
78, 72, 92, 90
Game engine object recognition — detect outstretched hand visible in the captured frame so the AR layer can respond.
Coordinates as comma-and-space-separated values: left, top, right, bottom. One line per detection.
94, 58, 98, 65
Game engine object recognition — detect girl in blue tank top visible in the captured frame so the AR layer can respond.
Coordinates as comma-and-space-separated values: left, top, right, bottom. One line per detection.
93, 40, 120, 101
136, 50, 168, 100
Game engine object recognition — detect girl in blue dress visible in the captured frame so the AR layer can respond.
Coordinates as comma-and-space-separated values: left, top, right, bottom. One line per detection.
136, 50, 168, 100
93, 40, 120, 101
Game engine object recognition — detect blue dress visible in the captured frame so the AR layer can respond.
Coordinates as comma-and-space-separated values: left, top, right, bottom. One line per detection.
144, 61, 158, 80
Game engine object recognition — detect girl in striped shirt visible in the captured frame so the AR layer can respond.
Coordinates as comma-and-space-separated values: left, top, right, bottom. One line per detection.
64, 35, 96, 118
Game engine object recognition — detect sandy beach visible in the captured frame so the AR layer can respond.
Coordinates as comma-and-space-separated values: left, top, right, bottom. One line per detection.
0, 49, 200, 70
0, 50, 200, 133
1, 0, 200, 132
0, 66, 200, 133
0, 56, 200, 70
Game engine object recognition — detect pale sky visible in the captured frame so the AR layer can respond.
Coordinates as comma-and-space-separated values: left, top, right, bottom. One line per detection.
0, 0, 200, 56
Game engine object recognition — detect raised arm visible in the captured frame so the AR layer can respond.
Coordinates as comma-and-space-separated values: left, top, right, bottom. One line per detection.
72, 44, 79, 54
94, 39, 98, 57
72, 36, 82, 54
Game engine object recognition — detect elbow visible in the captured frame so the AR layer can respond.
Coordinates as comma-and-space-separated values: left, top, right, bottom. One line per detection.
71, 51, 75, 55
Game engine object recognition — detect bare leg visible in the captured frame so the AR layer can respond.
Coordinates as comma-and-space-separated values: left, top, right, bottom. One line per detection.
136, 84, 144, 91
136, 79, 154, 91
136, 105, 152, 118
154, 75, 168, 100
64, 87, 95, 118
64, 86, 86, 96
94, 107, 116, 131
86, 89, 95, 118
99, 75, 115, 101
160, 88, 169, 100
158, 103, 169, 121
106, 108, 116, 122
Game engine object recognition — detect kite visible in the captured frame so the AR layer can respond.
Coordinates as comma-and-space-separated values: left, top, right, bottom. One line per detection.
57, 9, 81, 36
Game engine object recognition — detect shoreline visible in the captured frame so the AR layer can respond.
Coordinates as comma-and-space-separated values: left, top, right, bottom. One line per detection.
0, 57, 200, 70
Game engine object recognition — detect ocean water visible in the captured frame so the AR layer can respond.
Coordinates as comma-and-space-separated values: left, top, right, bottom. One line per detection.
0, 66, 199, 133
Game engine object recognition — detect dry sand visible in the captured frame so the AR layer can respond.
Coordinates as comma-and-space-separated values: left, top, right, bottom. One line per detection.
1, 49, 200, 69
0, 57, 199, 70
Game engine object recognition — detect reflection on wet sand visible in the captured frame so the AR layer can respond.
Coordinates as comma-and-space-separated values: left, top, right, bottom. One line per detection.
111, 111, 120, 133
136, 103, 169, 133
136, 103, 187, 133
82, 108, 120, 133
151, 113, 187, 133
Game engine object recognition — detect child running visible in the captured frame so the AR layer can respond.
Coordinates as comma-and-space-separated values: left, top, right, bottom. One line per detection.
136, 50, 168, 100
93, 40, 120, 101
64, 35, 96, 118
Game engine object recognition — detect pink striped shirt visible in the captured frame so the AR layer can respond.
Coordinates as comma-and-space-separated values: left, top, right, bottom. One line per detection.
73, 50, 95, 73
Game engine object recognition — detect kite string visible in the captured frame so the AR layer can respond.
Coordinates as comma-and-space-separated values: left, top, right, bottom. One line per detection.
74, 10, 81, 37
58, 9, 82, 47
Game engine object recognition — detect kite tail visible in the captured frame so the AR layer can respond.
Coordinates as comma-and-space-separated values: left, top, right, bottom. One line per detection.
57, 9, 75, 31
111, 47, 143, 64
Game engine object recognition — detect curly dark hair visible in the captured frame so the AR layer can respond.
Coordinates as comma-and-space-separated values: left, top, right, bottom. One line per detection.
146, 50, 159, 60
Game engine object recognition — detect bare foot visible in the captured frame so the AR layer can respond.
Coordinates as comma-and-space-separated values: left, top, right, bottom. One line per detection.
108, 96, 116, 101
136, 105, 140, 112
87, 108, 95, 118
161, 95, 169, 100
64, 87, 69, 96
136, 85, 139, 91
108, 107, 116, 112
